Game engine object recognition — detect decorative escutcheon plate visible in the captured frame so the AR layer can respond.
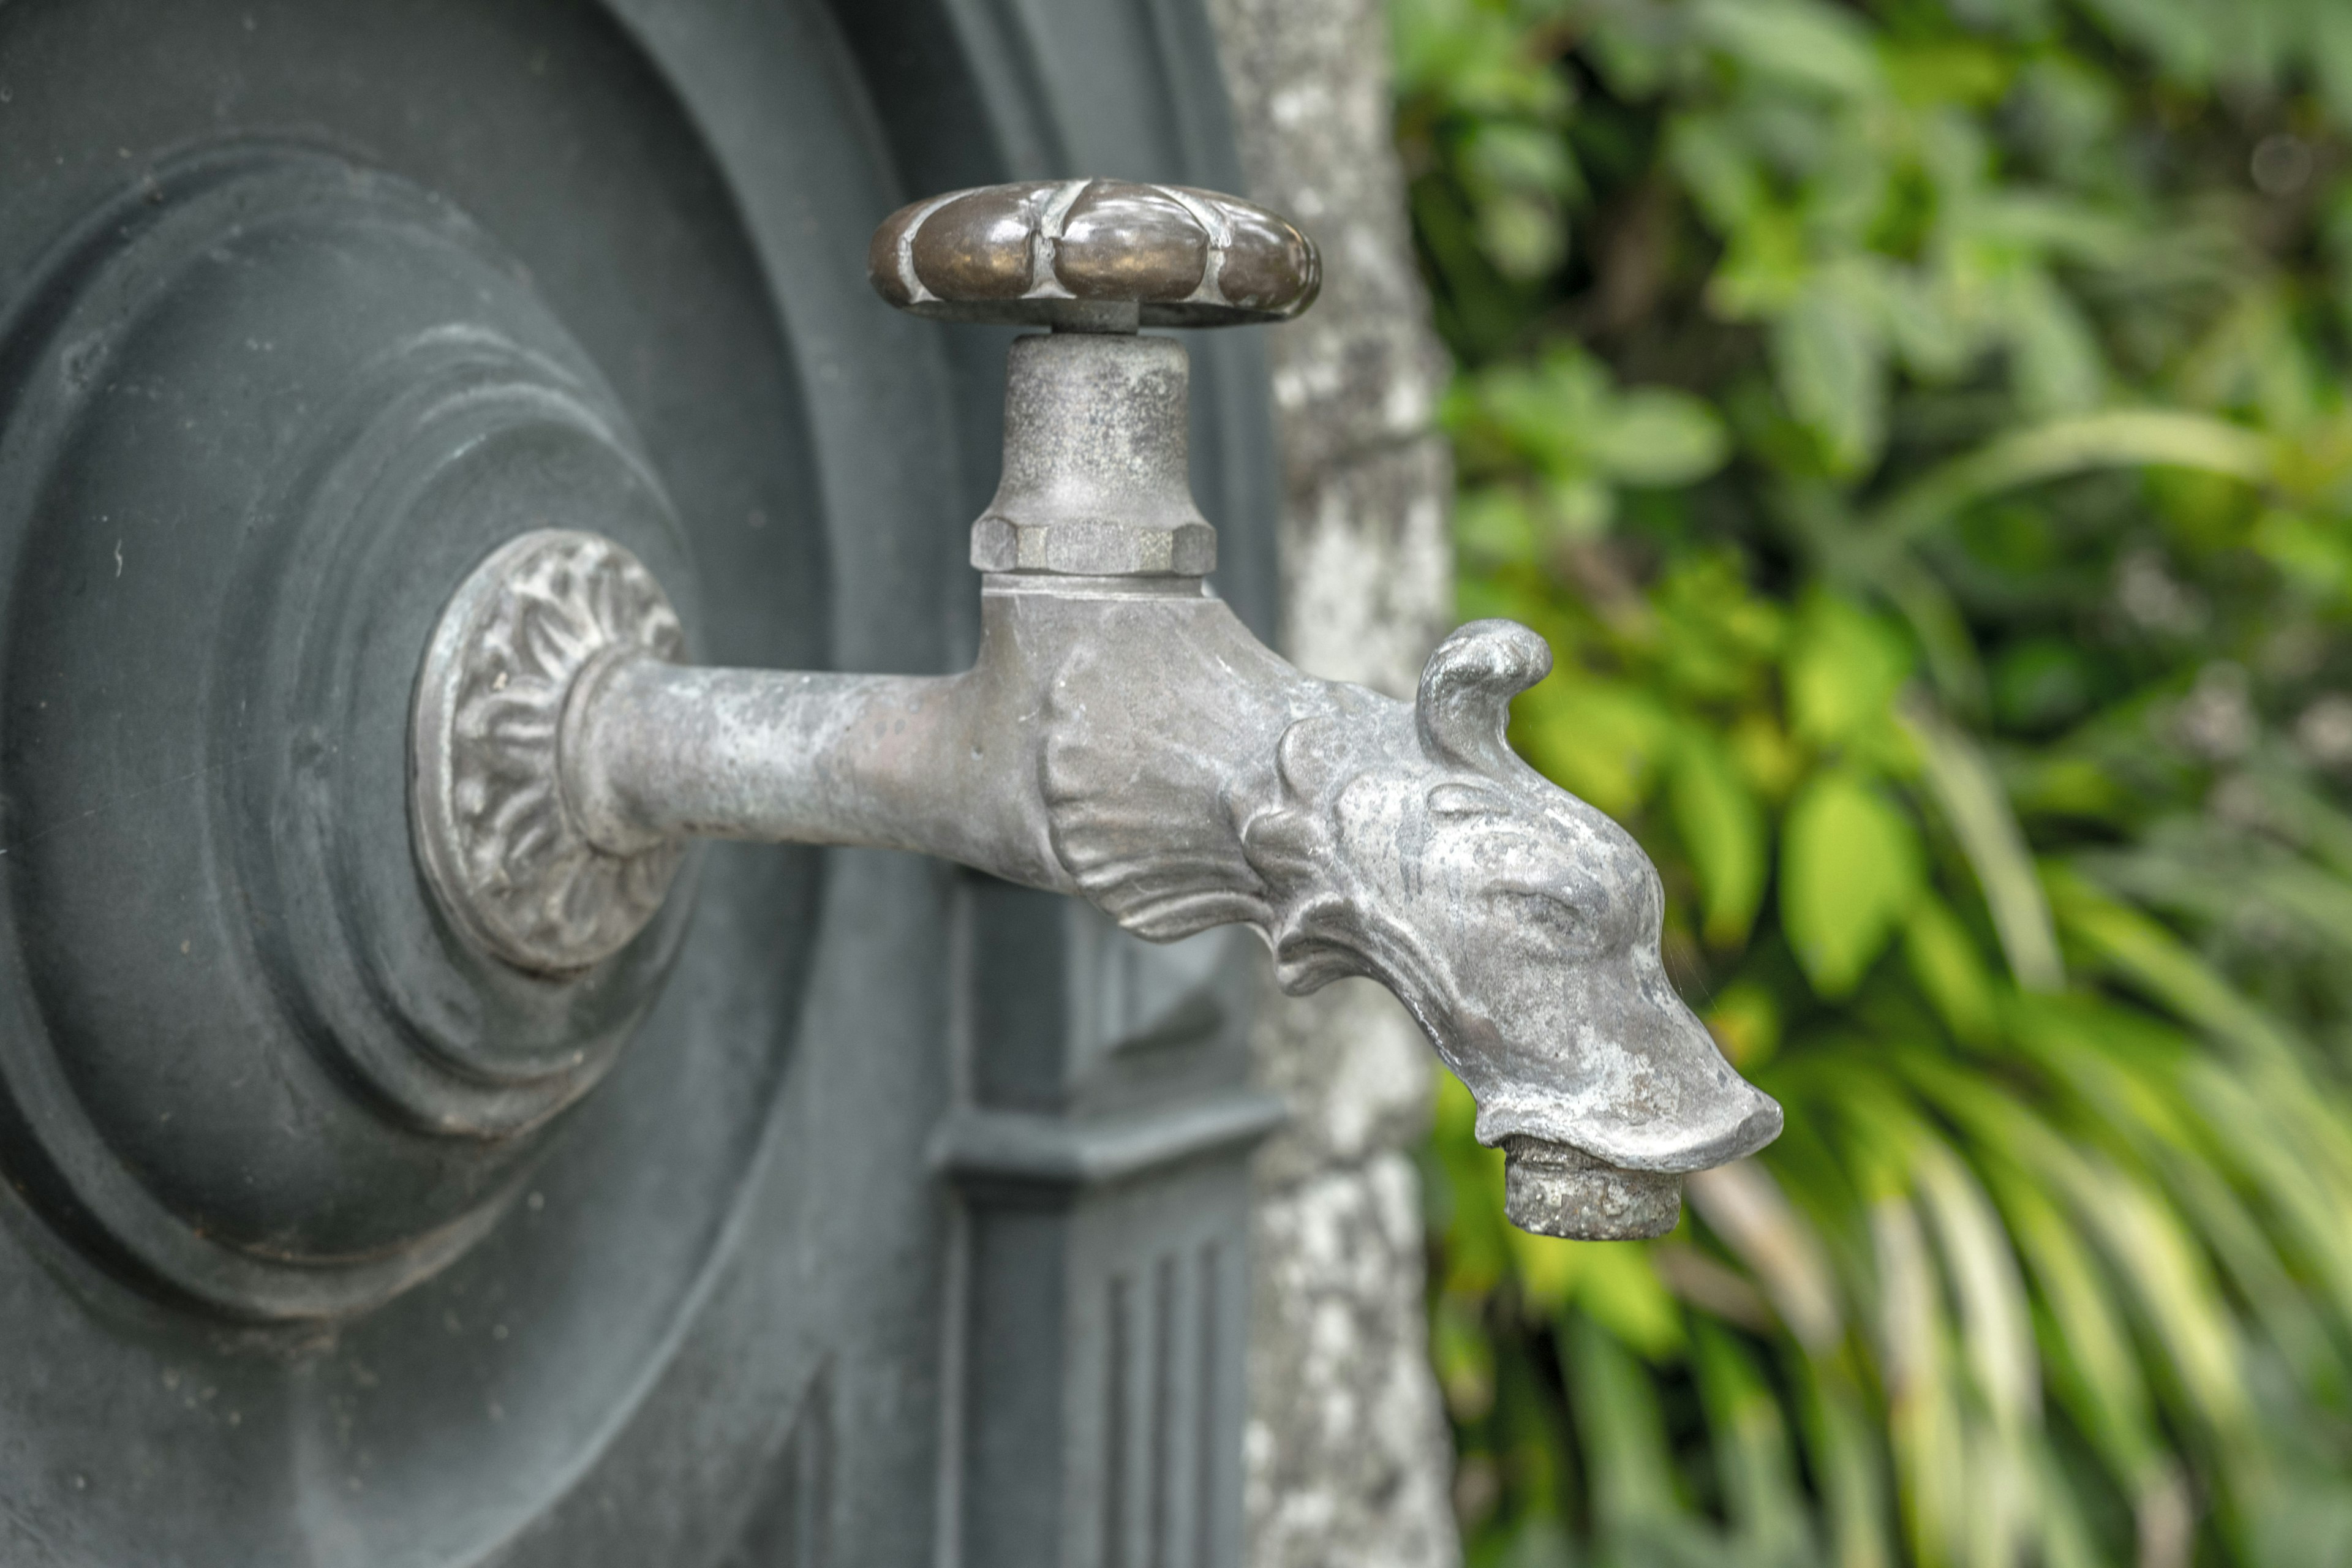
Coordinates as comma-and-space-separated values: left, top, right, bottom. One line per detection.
413, 530, 689, 974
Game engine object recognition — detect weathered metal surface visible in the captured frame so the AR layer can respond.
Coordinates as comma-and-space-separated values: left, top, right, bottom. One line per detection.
971, 334, 1220, 576
0, 3, 1278, 1565
1205, 1, 1467, 1550
417, 202, 1782, 1241
483, 542, 1782, 1235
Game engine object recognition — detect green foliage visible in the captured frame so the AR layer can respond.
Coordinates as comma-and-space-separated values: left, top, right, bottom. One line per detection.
1782, 767, 1922, 997
1400, 0, 2352, 1562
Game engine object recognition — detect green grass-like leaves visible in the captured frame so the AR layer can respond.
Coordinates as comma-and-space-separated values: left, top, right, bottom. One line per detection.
1402, 1, 2352, 1562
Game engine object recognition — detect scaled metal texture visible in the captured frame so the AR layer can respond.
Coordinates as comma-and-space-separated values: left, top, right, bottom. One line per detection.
417, 187, 1783, 1240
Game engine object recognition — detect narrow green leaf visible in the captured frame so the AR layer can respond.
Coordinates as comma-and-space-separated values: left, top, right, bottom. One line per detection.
1566, 1313, 1686, 1534
1589, 388, 1732, 488
1688, 1161, 1843, 1349
1782, 770, 1924, 996
2002, 268, 2105, 417
2157, 1142, 2348, 1400
1899, 695, 2065, 991
1694, 1322, 1817, 1564
2048, 1155, 2251, 1443
1857, 410, 2271, 568
1991, 1167, 2160, 1487
1785, 594, 1913, 750
1913, 1138, 2040, 1431
1774, 284, 1888, 473
2179, 1060, 2352, 1332
1876, 556, 1989, 720
1577, 1243, 1688, 1362
2027, 1431, 2106, 1568
1692, 0, 1883, 99
1872, 1193, 1968, 1567
2045, 865, 2304, 1071
1800, 1360, 1896, 1568
1902, 895, 2001, 1046
1670, 728, 1770, 948
1901, 1056, 2252, 1442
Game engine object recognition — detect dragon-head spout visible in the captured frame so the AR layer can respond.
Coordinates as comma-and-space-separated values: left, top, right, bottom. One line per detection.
1241, 620, 1782, 1238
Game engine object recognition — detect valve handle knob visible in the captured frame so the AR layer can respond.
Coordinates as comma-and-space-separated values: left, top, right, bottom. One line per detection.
868, 179, 1319, 331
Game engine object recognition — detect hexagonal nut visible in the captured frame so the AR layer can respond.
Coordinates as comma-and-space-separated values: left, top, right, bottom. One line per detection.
970, 516, 1217, 577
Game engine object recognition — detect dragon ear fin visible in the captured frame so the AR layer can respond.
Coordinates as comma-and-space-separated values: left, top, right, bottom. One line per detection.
1415, 619, 1551, 775
1274, 710, 1363, 802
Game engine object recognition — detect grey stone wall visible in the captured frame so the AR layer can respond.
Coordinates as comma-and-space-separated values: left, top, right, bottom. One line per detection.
1202, 2, 1463, 1564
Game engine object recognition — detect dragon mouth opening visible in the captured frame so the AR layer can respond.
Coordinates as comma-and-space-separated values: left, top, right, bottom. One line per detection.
1501, 1137, 1683, 1240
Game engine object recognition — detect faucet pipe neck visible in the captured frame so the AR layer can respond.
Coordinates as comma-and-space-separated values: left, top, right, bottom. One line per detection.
559, 579, 1260, 894
970, 332, 1215, 579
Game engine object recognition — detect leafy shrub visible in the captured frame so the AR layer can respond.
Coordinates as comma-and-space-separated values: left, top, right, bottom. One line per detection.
1400, 1, 2352, 1563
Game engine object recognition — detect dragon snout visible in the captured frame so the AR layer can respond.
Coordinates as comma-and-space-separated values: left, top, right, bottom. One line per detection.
1449, 978, 1782, 1240
1501, 1085, 1783, 1240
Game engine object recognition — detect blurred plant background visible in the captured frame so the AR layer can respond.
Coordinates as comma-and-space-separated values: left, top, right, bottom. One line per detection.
1396, 0, 2352, 1562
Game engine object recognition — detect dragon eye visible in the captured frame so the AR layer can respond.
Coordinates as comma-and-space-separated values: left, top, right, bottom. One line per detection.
1496, 889, 1610, 956
1428, 780, 1509, 818
1499, 888, 1580, 930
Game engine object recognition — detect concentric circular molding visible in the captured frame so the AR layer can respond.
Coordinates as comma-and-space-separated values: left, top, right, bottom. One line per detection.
414, 530, 689, 974
0, 143, 699, 1320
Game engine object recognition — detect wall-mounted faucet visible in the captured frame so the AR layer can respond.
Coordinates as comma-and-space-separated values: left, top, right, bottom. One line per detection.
410, 179, 1781, 1240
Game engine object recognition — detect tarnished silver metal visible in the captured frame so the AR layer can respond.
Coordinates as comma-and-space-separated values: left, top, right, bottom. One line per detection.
1503, 1139, 1685, 1240
970, 333, 1218, 576
412, 529, 690, 972
412, 181, 1781, 1238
